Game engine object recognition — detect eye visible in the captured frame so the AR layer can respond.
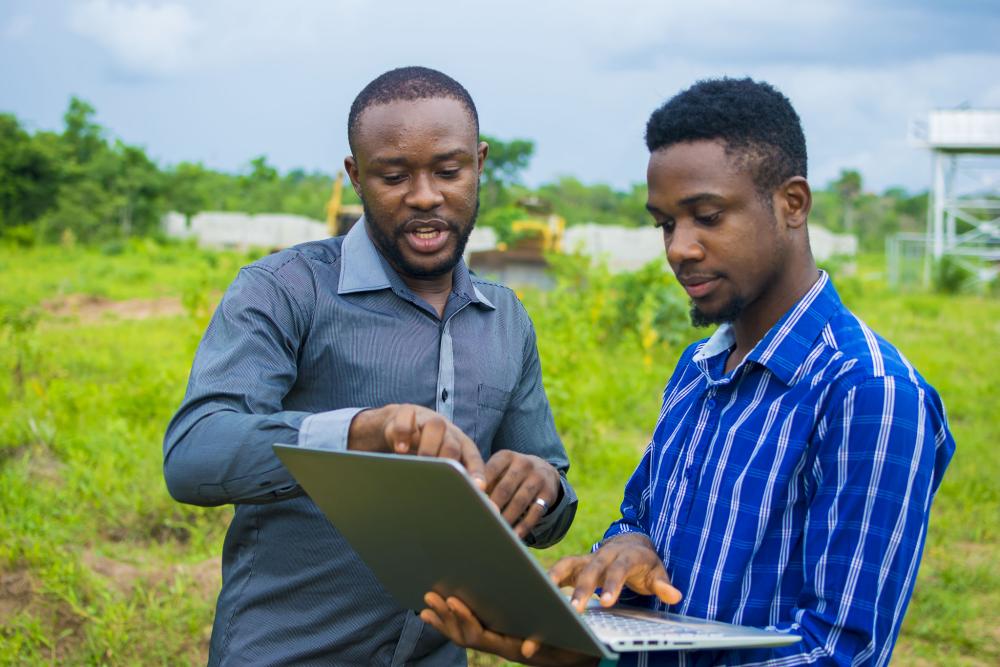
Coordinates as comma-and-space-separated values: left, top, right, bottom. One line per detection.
694, 211, 722, 225
437, 168, 461, 179
654, 218, 675, 233
382, 173, 406, 185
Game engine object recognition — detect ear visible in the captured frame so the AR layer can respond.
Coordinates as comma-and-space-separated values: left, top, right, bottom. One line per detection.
476, 140, 489, 178
775, 176, 811, 230
344, 155, 363, 199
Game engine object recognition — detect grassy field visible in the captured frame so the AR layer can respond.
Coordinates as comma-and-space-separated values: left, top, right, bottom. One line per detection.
0, 243, 996, 665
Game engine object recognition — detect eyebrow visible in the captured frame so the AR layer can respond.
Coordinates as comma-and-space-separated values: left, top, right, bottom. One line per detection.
645, 192, 727, 216
368, 148, 472, 168
678, 193, 726, 207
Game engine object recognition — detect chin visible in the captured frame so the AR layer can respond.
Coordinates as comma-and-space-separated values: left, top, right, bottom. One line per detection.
690, 296, 746, 328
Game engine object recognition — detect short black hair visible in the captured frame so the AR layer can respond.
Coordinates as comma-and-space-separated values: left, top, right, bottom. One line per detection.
645, 78, 807, 194
348, 66, 479, 153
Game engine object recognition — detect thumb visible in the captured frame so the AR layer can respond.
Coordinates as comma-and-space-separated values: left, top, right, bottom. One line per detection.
650, 576, 682, 605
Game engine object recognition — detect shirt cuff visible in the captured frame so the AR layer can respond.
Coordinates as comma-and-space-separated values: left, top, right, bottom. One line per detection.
297, 408, 366, 451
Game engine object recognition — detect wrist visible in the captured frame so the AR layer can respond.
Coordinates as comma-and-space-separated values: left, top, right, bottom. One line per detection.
347, 405, 394, 452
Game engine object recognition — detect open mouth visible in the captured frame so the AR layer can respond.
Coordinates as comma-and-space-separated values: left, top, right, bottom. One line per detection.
402, 220, 451, 254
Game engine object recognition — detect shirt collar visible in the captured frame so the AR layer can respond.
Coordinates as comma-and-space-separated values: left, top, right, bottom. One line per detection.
338, 216, 495, 310
693, 271, 842, 386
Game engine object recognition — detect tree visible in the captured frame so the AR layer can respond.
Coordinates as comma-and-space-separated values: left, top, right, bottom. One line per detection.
834, 169, 862, 234
0, 115, 60, 235
479, 135, 534, 209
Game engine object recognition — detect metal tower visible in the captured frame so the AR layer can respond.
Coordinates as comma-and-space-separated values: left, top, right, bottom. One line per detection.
909, 109, 1000, 284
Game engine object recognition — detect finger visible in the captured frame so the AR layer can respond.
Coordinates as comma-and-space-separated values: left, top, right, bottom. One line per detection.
650, 573, 683, 605
488, 455, 530, 514
445, 596, 484, 635
521, 638, 540, 659
512, 492, 547, 539
416, 416, 447, 458
423, 592, 464, 643
549, 555, 588, 588
419, 608, 444, 631
597, 558, 631, 607
453, 429, 487, 489
571, 554, 616, 612
484, 450, 513, 493
386, 405, 418, 453
508, 477, 546, 538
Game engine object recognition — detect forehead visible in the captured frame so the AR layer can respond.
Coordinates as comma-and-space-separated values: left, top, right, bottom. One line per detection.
646, 140, 754, 204
353, 97, 477, 160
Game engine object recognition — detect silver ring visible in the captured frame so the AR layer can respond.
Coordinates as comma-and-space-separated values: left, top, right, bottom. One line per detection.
534, 497, 548, 512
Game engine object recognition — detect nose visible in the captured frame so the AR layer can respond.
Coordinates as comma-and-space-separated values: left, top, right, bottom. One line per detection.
404, 172, 445, 211
665, 221, 705, 266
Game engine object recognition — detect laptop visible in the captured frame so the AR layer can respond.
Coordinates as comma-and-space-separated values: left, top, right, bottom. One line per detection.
272, 445, 801, 658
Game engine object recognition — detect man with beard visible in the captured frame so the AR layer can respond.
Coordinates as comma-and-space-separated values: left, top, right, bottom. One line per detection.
163, 67, 577, 666
419, 78, 954, 667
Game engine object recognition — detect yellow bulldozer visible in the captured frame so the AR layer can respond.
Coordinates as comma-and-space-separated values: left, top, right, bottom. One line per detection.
325, 171, 364, 237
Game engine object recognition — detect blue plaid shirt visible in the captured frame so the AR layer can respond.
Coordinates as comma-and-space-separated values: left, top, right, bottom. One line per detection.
603, 272, 954, 667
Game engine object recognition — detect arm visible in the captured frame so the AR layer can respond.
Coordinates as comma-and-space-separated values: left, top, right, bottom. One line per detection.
163, 262, 486, 507
489, 318, 578, 548
163, 264, 316, 506
707, 376, 954, 667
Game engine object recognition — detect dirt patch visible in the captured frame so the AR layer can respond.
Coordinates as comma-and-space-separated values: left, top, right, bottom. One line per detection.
81, 551, 220, 598
0, 569, 35, 622
0, 443, 64, 484
42, 294, 185, 323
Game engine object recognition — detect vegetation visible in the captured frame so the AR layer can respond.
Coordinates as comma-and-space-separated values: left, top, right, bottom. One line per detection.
3, 99, 930, 249
1, 97, 994, 665
0, 243, 996, 665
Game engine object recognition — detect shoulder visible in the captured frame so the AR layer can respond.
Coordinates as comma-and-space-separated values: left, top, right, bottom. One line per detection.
821, 306, 924, 387
245, 237, 345, 278
227, 237, 345, 318
470, 274, 531, 320
816, 306, 947, 421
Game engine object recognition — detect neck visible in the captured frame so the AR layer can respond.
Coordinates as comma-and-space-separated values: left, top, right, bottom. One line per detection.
401, 272, 453, 319
726, 260, 820, 372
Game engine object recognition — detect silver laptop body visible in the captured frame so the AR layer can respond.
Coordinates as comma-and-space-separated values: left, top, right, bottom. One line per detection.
273, 445, 801, 657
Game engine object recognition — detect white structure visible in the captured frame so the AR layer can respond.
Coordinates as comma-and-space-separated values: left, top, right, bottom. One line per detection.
562, 222, 854, 274
909, 109, 1000, 282
164, 211, 331, 249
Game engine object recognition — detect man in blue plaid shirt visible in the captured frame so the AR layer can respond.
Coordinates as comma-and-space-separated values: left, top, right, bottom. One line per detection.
422, 78, 955, 667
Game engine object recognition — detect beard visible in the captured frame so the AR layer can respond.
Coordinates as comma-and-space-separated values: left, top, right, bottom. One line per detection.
362, 197, 479, 279
690, 295, 747, 328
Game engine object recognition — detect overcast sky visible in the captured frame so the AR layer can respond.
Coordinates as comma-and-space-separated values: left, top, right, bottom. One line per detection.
2, 0, 999, 193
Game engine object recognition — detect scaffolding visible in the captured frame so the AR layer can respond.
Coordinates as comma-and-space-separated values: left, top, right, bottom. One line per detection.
903, 109, 1000, 287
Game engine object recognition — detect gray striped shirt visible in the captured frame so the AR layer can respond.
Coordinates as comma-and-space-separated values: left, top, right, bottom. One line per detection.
163, 219, 577, 666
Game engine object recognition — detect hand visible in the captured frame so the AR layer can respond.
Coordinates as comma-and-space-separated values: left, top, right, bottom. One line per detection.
348, 404, 486, 489
485, 450, 561, 539
549, 533, 682, 612
420, 592, 597, 667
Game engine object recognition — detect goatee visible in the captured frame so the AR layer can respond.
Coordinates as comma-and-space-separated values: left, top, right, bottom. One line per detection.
690, 296, 746, 328
361, 198, 479, 279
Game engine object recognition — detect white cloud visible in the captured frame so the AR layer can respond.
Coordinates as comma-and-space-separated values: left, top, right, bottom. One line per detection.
69, 0, 202, 77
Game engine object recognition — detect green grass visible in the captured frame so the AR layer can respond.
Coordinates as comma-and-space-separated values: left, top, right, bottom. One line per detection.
0, 244, 996, 665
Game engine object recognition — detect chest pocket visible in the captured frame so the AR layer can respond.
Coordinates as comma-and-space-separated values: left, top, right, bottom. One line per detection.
474, 383, 511, 449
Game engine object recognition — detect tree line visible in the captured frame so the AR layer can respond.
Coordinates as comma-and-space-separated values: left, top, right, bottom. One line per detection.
1, 98, 927, 250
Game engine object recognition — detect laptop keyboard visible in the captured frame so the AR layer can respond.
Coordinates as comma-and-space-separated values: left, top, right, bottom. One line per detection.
584, 608, 725, 638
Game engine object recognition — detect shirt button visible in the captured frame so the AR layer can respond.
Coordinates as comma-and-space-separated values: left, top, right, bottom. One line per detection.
441, 388, 449, 402
706, 399, 716, 410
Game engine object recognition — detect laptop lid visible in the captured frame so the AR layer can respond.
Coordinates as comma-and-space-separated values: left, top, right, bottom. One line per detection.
272, 445, 799, 657
274, 445, 612, 657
